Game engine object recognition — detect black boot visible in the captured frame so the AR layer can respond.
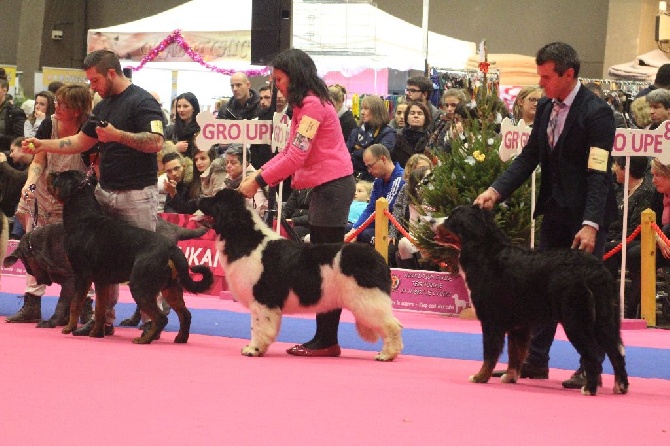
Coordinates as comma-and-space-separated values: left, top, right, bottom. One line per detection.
307, 309, 342, 349
6, 293, 41, 323
119, 306, 141, 327
37, 294, 72, 328
79, 297, 94, 325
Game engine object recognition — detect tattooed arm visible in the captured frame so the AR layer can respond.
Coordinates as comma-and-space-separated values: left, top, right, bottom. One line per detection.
108, 128, 164, 153
23, 132, 98, 155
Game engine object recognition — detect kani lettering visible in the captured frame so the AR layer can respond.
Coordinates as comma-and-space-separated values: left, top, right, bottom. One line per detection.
183, 246, 221, 269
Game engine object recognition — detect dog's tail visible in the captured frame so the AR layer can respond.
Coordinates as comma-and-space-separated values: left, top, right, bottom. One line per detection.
168, 245, 214, 294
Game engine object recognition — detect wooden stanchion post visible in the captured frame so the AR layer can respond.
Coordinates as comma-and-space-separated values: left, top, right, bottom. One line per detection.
640, 209, 657, 327
374, 198, 389, 263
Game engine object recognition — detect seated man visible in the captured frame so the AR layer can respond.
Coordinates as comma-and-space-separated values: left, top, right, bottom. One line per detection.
345, 144, 404, 244
162, 152, 198, 214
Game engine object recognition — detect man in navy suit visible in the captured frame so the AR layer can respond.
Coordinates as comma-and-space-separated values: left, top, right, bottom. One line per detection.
475, 42, 616, 390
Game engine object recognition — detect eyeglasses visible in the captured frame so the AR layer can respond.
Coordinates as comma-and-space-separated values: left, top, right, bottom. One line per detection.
526, 97, 540, 104
364, 158, 383, 170
405, 87, 422, 94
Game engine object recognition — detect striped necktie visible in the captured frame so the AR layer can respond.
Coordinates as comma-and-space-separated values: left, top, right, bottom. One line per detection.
547, 101, 563, 148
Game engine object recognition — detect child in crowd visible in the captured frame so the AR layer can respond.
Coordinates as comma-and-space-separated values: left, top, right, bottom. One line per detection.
390, 153, 434, 269
348, 180, 372, 224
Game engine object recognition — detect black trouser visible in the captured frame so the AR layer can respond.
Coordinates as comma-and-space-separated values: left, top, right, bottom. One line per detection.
526, 204, 607, 368
309, 225, 346, 346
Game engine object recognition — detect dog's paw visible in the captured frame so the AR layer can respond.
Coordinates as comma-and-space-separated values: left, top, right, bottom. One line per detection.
580, 386, 597, 396
500, 373, 518, 384
375, 352, 397, 362
469, 374, 489, 383
613, 381, 629, 395
241, 345, 262, 357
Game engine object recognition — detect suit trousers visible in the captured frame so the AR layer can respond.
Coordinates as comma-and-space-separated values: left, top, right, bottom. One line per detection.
525, 203, 607, 367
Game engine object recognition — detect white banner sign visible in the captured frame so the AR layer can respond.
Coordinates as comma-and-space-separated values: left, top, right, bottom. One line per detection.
498, 118, 531, 161
499, 118, 670, 164
195, 112, 272, 150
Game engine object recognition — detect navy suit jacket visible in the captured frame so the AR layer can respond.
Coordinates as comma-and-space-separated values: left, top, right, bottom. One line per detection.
492, 84, 616, 229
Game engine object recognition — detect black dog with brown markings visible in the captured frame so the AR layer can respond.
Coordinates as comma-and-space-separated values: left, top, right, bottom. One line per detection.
432, 205, 628, 396
3, 219, 207, 328
47, 169, 213, 344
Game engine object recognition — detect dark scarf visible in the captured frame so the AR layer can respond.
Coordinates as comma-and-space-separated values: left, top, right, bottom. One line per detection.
403, 127, 427, 151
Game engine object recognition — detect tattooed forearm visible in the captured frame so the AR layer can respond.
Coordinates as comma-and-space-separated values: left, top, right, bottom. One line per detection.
59, 139, 74, 150
118, 131, 163, 153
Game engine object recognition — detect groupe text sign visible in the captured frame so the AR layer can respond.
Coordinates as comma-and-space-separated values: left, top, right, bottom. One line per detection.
195, 111, 291, 153
499, 118, 670, 164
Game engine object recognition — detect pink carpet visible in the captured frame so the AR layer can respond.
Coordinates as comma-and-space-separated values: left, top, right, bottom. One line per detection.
1, 274, 669, 445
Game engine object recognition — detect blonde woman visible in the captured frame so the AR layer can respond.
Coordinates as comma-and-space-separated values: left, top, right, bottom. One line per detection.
629, 97, 652, 129
328, 84, 357, 142
512, 86, 544, 126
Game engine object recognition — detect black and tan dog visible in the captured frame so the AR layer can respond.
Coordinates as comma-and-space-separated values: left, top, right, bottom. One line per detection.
3, 219, 207, 328
198, 188, 403, 361
47, 170, 213, 344
432, 205, 628, 396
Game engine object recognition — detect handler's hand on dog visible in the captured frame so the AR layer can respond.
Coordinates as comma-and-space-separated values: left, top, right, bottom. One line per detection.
474, 187, 498, 210
572, 225, 597, 254
238, 175, 259, 199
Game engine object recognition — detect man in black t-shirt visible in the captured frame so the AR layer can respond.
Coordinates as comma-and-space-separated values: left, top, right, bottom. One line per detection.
24, 50, 165, 335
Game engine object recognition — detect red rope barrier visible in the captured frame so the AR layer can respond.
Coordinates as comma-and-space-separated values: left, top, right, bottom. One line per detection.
652, 222, 670, 246
383, 209, 417, 245
602, 225, 642, 260
345, 213, 376, 243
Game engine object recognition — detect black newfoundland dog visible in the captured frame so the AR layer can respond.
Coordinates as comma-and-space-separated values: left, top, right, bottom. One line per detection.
432, 205, 628, 396
47, 170, 213, 344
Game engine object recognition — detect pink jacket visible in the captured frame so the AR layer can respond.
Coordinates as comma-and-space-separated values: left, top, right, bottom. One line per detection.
260, 95, 353, 189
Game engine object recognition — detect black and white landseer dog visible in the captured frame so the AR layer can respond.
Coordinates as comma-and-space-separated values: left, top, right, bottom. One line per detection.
46, 170, 214, 344
198, 188, 403, 360
432, 205, 628, 396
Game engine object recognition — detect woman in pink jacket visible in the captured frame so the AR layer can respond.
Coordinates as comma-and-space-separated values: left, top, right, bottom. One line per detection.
239, 48, 355, 357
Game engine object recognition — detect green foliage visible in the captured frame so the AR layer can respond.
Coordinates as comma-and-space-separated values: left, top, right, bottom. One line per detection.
415, 87, 536, 269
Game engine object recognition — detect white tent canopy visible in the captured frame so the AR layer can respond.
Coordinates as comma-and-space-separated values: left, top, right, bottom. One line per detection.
87, 0, 475, 75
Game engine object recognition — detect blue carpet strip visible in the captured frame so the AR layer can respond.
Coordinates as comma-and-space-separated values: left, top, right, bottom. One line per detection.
2, 294, 668, 380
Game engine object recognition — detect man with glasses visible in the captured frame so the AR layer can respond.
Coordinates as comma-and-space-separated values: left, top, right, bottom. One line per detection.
405, 76, 442, 128
345, 143, 404, 244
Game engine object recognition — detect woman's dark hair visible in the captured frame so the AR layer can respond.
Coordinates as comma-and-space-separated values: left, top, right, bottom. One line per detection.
271, 48, 331, 107
30, 90, 56, 125
172, 92, 201, 158
403, 101, 433, 130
